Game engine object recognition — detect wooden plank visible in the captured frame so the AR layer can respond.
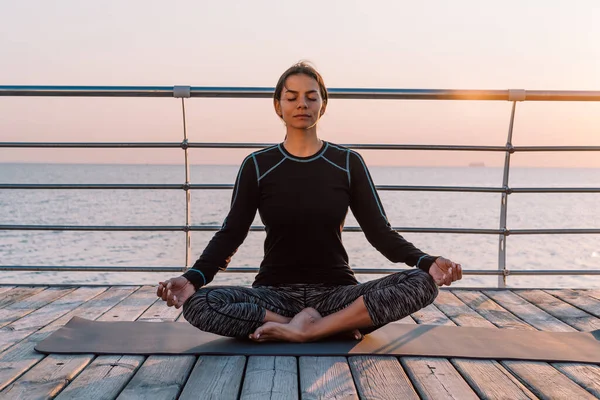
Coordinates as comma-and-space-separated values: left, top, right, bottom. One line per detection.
401, 357, 479, 400
116, 355, 196, 400
545, 289, 600, 319
0, 286, 153, 399
240, 356, 298, 400
400, 304, 479, 399
0, 286, 107, 354
299, 356, 358, 400
348, 356, 419, 399
0, 287, 74, 328
513, 290, 600, 398
516, 289, 600, 331
0, 286, 136, 392
502, 361, 596, 399
179, 356, 246, 400
411, 303, 456, 326
115, 297, 193, 400
551, 363, 600, 398
450, 359, 537, 400
0, 286, 45, 310
452, 290, 535, 331
437, 290, 594, 400
483, 290, 575, 332
52, 286, 158, 400
416, 296, 537, 399
585, 289, 600, 302
0, 286, 16, 302
459, 291, 600, 398
434, 291, 495, 328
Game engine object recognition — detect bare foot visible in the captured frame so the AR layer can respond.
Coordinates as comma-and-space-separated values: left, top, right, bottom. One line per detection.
250, 307, 363, 342
299, 308, 363, 340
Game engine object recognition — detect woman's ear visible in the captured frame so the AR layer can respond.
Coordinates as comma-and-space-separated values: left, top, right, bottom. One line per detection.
320, 103, 327, 117
274, 100, 283, 118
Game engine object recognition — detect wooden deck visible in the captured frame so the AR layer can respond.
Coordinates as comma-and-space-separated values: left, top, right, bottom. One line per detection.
0, 286, 599, 399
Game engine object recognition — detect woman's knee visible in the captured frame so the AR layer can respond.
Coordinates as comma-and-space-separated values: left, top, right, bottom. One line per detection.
410, 269, 439, 307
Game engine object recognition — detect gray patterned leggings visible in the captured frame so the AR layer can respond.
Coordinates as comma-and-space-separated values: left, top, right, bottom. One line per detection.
182, 269, 438, 338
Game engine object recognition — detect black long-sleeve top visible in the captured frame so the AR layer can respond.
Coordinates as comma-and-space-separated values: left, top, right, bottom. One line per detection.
183, 141, 437, 289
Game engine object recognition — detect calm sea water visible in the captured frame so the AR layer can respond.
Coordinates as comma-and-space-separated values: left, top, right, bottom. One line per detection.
0, 163, 598, 288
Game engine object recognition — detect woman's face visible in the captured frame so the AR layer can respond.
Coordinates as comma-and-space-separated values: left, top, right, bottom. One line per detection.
275, 74, 325, 130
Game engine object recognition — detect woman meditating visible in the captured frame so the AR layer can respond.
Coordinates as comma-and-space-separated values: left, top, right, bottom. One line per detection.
157, 62, 462, 342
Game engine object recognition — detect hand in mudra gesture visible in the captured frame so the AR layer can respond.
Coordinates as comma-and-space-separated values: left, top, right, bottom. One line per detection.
429, 257, 462, 286
157, 276, 196, 308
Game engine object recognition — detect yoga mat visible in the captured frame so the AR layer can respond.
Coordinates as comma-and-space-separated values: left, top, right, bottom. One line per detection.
35, 316, 600, 363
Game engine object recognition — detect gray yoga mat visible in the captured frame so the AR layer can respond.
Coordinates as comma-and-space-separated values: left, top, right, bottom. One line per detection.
35, 316, 600, 363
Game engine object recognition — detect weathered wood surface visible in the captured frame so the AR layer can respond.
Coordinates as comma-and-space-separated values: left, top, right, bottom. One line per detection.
179, 356, 246, 400
349, 356, 419, 399
0, 286, 45, 310
483, 290, 574, 332
240, 356, 298, 400
398, 304, 479, 399
1, 285, 599, 399
515, 289, 600, 331
545, 289, 600, 319
510, 289, 600, 398
0, 286, 135, 392
420, 294, 537, 399
0, 286, 153, 399
299, 356, 358, 400
116, 299, 192, 400
443, 290, 597, 399
53, 286, 159, 400
0, 287, 75, 328
0, 286, 106, 354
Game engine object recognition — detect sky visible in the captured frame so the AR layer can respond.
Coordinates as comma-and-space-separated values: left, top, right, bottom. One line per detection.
1, 0, 599, 167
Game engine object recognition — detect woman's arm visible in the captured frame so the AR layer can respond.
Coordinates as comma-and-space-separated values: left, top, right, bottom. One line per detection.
182, 155, 259, 289
348, 150, 437, 272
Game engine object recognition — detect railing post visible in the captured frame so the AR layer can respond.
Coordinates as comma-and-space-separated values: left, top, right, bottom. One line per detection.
174, 86, 192, 269
498, 94, 522, 287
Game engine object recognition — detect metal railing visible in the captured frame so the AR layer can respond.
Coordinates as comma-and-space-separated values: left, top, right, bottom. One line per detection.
1, 85, 600, 288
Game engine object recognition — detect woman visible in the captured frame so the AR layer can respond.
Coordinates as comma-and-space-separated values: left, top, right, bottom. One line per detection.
157, 62, 462, 342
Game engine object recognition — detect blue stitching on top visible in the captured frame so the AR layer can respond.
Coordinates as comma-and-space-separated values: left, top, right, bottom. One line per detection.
352, 150, 388, 222
321, 156, 347, 172
231, 156, 251, 206
259, 157, 286, 181
187, 269, 207, 286
278, 142, 329, 162
251, 154, 259, 183
416, 255, 427, 268
346, 150, 351, 186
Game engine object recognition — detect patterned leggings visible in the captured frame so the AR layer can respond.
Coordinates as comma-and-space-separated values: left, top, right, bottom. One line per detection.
182, 269, 438, 338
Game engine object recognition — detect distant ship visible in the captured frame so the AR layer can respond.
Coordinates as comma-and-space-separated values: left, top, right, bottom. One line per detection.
469, 162, 486, 167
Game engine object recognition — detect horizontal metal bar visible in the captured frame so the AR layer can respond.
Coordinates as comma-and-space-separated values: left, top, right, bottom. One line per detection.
2, 142, 599, 153
2, 86, 600, 101
0, 265, 186, 272
0, 142, 182, 148
510, 229, 600, 235
0, 225, 186, 231
2, 183, 599, 194
0, 183, 186, 190
1, 265, 598, 276
510, 187, 600, 193
514, 146, 600, 152
2, 225, 598, 235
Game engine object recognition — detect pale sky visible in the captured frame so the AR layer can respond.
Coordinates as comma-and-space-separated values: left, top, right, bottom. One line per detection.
1, 0, 599, 167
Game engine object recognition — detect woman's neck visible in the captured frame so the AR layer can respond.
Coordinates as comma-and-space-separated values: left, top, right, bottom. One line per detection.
283, 130, 323, 158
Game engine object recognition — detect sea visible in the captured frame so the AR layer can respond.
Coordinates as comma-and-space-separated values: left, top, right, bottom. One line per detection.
0, 163, 598, 289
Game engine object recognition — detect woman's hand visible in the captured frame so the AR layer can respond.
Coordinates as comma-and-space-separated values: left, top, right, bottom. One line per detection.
157, 276, 196, 308
429, 257, 462, 286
